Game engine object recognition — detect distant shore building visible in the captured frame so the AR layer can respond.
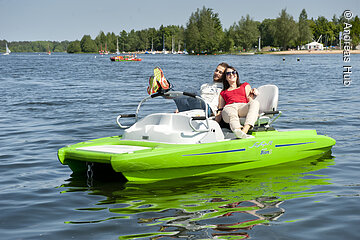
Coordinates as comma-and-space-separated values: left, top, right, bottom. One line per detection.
305, 41, 324, 50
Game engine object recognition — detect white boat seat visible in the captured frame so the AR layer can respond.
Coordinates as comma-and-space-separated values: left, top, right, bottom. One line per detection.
239, 84, 280, 127
122, 111, 225, 144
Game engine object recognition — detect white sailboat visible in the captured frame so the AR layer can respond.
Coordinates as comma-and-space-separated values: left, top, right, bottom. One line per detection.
171, 36, 176, 54
183, 43, 189, 55
151, 37, 155, 54
47, 44, 51, 55
3, 43, 11, 55
162, 34, 168, 54
116, 38, 120, 54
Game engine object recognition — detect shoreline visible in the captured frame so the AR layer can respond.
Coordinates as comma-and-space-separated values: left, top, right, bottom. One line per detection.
5, 49, 359, 55
261, 49, 360, 55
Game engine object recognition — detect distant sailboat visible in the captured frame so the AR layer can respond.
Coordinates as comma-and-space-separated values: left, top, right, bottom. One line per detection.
171, 36, 176, 54
162, 34, 168, 54
104, 43, 109, 55
99, 44, 109, 55
99, 45, 104, 54
3, 43, 11, 55
183, 43, 189, 55
151, 37, 155, 54
116, 38, 120, 55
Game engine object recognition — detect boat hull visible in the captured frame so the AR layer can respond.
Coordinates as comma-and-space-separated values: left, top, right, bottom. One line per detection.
110, 56, 141, 62
58, 129, 335, 182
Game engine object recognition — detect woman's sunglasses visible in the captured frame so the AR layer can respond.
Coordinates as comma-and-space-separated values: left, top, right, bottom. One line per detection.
226, 70, 237, 76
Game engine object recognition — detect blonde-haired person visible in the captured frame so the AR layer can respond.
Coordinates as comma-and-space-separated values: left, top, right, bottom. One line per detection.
215, 66, 259, 138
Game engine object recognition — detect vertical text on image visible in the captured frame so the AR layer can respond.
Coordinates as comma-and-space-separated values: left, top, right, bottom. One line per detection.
342, 10, 353, 86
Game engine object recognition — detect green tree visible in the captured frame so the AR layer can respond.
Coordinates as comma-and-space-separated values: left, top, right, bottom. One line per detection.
136, 29, 148, 50
147, 28, 158, 51
159, 25, 172, 51
275, 9, 299, 49
312, 16, 336, 46
231, 15, 260, 51
95, 31, 107, 51
119, 30, 130, 52
67, 40, 81, 53
327, 21, 337, 46
220, 28, 234, 52
259, 19, 276, 47
0, 40, 7, 52
165, 25, 184, 52
127, 29, 140, 51
185, 15, 201, 52
298, 9, 312, 46
53, 44, 65, 52
80, 35, 98, 52
106, 32, 117, 52
330, 15, 340, 46
351, 15, 360, 49
185, 6, 223, 53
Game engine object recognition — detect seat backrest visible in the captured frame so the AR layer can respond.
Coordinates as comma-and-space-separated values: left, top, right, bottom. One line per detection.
255, 85, 279, 113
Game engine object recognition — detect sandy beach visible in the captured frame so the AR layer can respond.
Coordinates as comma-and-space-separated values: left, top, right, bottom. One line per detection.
264, 49, 360, 55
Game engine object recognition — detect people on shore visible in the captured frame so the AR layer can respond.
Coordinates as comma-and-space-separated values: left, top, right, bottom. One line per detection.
216, 66, 259, 138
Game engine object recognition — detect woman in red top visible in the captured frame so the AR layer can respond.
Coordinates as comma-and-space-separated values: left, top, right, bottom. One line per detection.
215, 66, 260, 138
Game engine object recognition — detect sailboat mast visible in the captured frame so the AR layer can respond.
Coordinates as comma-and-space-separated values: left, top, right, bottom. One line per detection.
163, 34, 165, 51
4, 43, 11, 55
116, 38, 119, 54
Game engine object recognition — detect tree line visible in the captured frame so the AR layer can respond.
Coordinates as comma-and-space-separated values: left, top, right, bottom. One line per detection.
0, 40, 69, 53
2, 7, 360, 54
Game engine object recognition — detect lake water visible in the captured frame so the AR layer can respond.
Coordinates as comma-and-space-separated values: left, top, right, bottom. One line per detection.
0, 52, 359, 239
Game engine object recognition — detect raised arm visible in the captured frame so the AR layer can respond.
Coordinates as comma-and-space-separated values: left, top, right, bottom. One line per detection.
245, 84, 253, 102
245, 84, 259, 101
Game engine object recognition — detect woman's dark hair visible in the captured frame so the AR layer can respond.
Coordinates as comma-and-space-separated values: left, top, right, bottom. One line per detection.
222, 66, 240, 90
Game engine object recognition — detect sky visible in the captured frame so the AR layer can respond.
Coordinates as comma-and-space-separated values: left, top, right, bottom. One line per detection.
1, 0, 359, 41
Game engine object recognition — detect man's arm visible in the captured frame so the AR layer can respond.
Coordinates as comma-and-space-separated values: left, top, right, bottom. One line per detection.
215, 94, 225, 122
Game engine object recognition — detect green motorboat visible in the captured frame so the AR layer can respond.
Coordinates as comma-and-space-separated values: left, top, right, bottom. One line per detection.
58, 85, 335, 182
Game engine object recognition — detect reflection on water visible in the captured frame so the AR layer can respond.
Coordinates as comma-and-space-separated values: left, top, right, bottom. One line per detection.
61, 152, 334, 239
